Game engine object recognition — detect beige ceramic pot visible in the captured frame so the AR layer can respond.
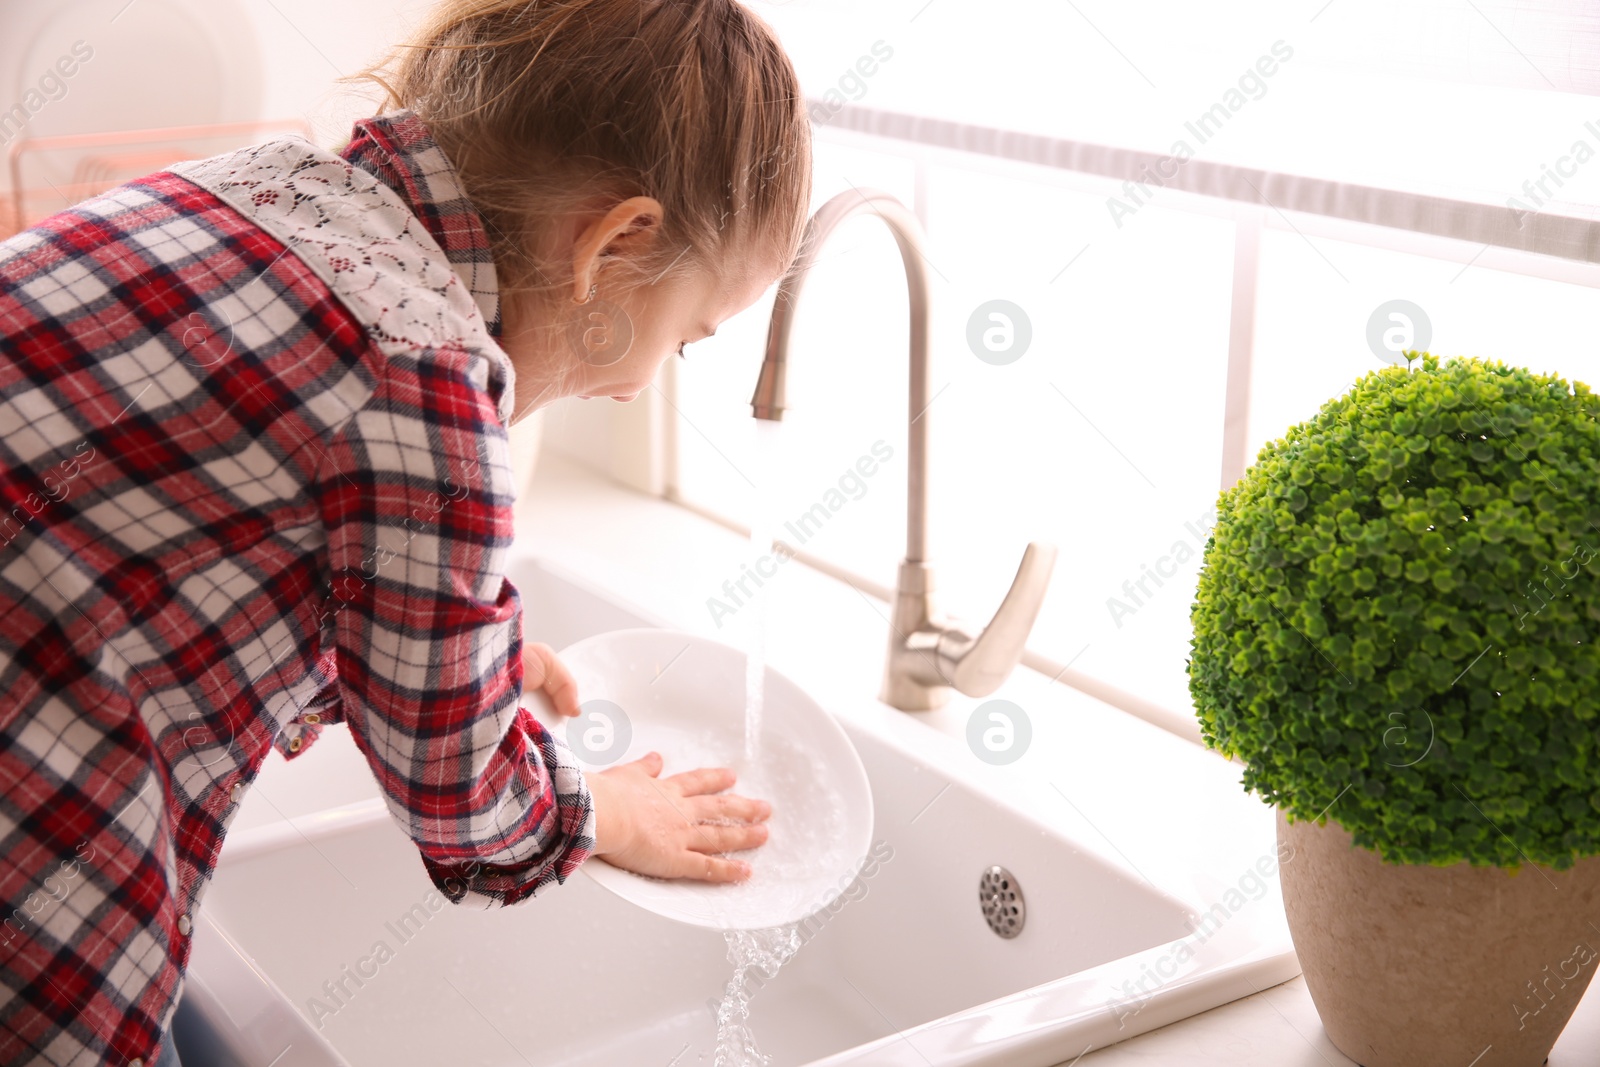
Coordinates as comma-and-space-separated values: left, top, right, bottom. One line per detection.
1277, 809, 1600, 1067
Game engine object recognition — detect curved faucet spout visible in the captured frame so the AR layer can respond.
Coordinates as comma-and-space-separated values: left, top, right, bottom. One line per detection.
752, 188, 931, 562
749, 189, 1056, 711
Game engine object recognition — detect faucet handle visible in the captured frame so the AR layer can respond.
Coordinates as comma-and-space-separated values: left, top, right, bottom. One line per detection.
934, 541, 1059, 698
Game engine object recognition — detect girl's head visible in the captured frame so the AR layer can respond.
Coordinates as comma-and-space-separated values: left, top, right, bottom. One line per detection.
363, 0, 813, 414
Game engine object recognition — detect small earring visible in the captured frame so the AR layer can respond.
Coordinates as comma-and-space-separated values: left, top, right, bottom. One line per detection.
577, 282, 598, 305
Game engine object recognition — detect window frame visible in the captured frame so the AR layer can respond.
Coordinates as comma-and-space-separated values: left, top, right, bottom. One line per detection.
642, 100, 1600, 745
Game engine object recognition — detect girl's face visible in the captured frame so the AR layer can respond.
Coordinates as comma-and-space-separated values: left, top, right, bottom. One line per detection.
498, 196, 784, 420
569, 257, 776, 403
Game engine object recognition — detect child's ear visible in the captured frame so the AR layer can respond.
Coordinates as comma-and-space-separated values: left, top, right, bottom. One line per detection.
570, 195, 664, 302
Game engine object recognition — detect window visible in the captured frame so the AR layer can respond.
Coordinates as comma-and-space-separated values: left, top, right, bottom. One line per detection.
668, 0, 1600, 735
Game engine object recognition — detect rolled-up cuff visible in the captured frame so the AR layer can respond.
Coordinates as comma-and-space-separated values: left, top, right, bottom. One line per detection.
419, 709, 596, 908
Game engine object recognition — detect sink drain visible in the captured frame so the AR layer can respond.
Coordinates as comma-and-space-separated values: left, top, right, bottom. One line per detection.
979, 865, 1025, 939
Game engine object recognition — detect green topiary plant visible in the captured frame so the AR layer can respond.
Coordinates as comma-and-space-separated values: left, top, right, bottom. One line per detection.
1189, 353, 1600, 870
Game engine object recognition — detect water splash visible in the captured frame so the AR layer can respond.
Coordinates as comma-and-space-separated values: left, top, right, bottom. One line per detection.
713, 924, 802, 1067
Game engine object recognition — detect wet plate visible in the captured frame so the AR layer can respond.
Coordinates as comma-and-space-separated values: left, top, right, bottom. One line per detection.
531, 628, 873, 931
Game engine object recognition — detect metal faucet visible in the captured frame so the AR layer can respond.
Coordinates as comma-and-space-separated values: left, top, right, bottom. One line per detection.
750, 188, 1059, 712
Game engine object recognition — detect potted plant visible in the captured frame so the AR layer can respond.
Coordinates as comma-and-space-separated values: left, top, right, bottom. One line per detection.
1189, 353, 1600, 1067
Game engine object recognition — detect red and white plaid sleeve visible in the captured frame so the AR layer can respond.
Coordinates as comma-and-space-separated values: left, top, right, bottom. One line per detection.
310, 336, 597, 904
165, 131, 598, 908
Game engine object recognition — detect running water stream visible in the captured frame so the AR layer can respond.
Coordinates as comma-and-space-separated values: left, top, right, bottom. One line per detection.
743, 420, 781, 764
717, 419, 788, 1065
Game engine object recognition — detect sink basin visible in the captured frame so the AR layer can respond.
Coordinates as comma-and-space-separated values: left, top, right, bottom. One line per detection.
183, 550, 1298, 1067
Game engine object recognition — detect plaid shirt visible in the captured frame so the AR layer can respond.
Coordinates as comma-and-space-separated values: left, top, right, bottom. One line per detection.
0, 112, 596, 1066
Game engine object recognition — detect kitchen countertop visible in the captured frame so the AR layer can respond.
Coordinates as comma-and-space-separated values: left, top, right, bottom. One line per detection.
1067, 973, 1600, 1065
515, 447, 1600, 1067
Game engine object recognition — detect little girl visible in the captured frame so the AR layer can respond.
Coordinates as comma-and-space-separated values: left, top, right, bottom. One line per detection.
0, 1, 811, 1063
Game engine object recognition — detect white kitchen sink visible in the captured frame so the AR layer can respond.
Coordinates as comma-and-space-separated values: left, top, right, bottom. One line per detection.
180, 550, 1298, 1067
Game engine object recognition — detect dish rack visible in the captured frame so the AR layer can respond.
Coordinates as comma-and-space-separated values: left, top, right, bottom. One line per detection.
3, 119, 311, 240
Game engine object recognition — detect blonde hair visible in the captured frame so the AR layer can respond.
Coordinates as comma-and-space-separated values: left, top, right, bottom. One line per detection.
360, 0, 813, 303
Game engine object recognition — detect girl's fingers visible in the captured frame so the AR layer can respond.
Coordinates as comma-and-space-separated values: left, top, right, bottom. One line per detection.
626, 750, 663, 776
666, 766, 736, 796
695, 793, 772, 823
687, 853, 753, 884
529, 643, 581, 717
684, 821, 769, 855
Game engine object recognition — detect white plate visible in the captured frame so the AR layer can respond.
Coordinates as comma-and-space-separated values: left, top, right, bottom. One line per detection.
531, 628, 874, 931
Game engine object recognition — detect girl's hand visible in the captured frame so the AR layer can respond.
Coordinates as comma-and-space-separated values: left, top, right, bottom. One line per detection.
520, 643, 772, 882
523, 641, 581, 718
587, 751, 772, 883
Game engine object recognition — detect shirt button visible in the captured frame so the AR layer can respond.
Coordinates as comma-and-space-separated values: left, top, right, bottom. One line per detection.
288, 736, 303, 753
131, 1059, 144, 1067
305, 713, 321, 725
178, 914, 192, 937
231, 782, 243, 802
